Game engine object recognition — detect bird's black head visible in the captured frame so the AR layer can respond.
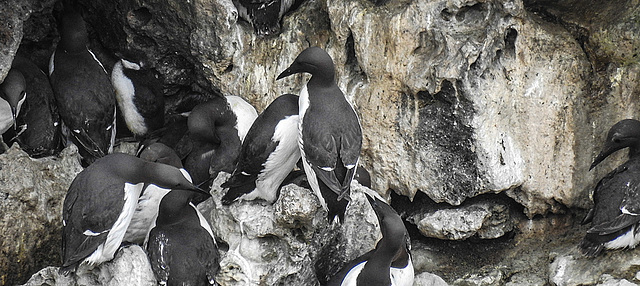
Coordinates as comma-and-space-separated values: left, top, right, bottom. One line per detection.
365, 194, 405, 238
139, 142, 183, 169
591, 119, 640, 170
155, 189, 199, 225
276, 47, 335, 82
0, 69, 26, 129
187, 98, 234, 144
57, 4, 89, 53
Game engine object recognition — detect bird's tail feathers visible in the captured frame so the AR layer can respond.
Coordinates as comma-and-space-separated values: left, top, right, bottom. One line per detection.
579, 239, 604, 257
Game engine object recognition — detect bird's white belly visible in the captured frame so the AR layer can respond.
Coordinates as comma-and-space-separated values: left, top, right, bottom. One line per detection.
391, 259, 415, 286
340, 259, 414, 286
0, 99, 13, 134
252, 115, 301, 203
605, 225, 640, 250
124, 185, 171, 244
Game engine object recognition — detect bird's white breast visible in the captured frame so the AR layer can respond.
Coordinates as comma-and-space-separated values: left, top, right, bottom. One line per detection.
111, 61, 148, 136
390, 258, 415, 286
225, 95, 258, 142
124, 184, 171, 244
0, 99, 13, 134
340, 260, 415, 286
252, 115, 301, 202
604, 225, 640, 250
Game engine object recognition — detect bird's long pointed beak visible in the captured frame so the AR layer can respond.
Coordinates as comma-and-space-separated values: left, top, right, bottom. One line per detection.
276, 68, 293, 80
590, 145, 620, 171
189, 184, 211, 197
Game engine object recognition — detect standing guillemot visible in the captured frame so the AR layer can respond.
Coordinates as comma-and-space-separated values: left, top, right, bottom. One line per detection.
277, 46, 362, 222
111, 57, 164, 139
0, 69, 27, 137
2, 55, 62, 157
327, 195, 414, 286
49, 4, 116, 166
60, 153, 209, 274
123, 142, 191, 245
222, 93, 300, 204
581, 119, 640, 256
146, 188, 220, 286
232, 0, 298, 36
184, 95, 257, 189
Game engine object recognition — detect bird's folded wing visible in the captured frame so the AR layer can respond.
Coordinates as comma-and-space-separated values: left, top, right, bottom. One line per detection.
588, 214, 640, 235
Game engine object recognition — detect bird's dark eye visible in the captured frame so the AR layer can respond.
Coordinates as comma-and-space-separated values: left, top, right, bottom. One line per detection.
613, 138, 622, 144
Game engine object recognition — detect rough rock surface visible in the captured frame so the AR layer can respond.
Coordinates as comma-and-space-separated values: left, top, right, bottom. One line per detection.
19, 245, 156, 286
198, 174, 392, 285
549, 248, 640, 286
0, 0, 57, 80
410, 199, 513, 240
0, 144, 83, 285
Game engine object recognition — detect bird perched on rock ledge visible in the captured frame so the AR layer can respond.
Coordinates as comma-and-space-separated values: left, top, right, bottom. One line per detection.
327, 194, 414, 286
49, 4, 116, 166
0, 69, 27, 138
60, 153, 209, 274
222, 93, 300, 205
581, 119, 640, 257
277, 46, 362, 223
2, 55, 62, 158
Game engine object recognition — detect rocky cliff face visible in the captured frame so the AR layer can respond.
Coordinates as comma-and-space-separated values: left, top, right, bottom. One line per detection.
0, 145, 83, 285
3, 0, 640, 285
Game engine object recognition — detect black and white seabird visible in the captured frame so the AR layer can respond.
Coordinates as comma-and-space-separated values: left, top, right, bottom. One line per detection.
111, 57, 164, 138
2, 55, 62, 157
222, 93, 300, 204
232, 0, 299, 36
0, 68, 27, 137
277, 46, 363, 222
184, 95, 257, 188
580, 119, 640, 256
49, 4, 117, 166
123, 142, 191, 245
327, 195, 414, 286
60, 153, 209, 274
146, 189, 220, 286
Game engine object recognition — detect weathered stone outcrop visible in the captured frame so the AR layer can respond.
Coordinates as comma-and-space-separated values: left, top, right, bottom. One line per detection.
19, 245, 156, 286
0, 144, 83, 285
199, 173, 393, 285
549, 248, 640, 286
410, 199, 513, 240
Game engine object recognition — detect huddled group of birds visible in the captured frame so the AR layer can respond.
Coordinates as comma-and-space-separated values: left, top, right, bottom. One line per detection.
1, 2, 413, 285
2, 0, 640, 285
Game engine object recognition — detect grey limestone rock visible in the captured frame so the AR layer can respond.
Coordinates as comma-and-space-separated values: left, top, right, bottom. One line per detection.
410, 199, 513, 240
549, 248, 640, 286
19, 245, 156, 286
0, 144, 83, 285
199, 173, 384, 285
